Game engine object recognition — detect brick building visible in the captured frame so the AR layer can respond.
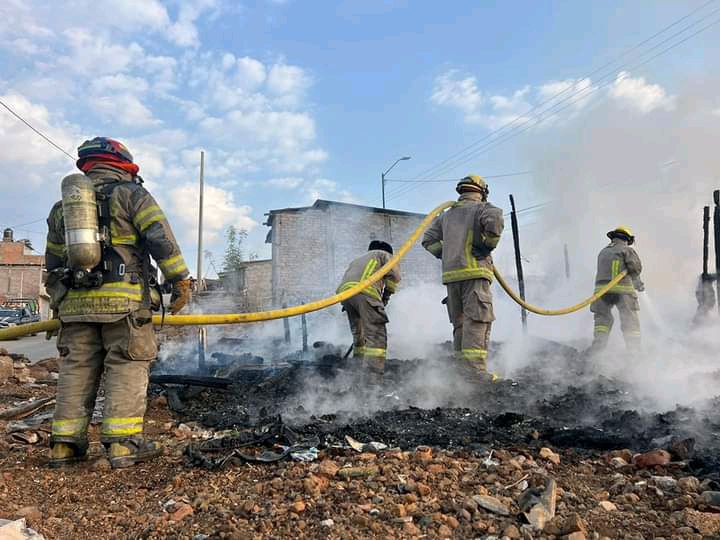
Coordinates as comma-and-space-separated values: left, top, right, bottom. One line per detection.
264, 200, 441, 307
216, 259, 272, 312
0, 228, 48, 317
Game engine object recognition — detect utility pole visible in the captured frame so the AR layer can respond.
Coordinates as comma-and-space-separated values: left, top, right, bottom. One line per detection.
714, 190, 720, 314
196, 150, 205, 290
381, 156, 411, 209
563, 243, 570, 280
509, 194, 527, 333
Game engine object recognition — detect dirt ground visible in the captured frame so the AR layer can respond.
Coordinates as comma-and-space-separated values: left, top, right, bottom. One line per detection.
2, 344, 720, 539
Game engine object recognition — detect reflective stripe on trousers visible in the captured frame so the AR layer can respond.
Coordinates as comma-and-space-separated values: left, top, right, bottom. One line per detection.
52, 416, 90, 437
354, 346, 386, 358
102, 416, 144, 438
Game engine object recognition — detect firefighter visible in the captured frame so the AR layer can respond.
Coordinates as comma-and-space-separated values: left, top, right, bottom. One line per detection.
422, 175, 504, 380
589, 226, 644, 353
45, 137, 192, 469
337, 241, 400, 385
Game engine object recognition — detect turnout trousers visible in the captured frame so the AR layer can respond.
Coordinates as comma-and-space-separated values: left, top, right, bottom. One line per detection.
51, 310, 157, 446
446, 278, 494, 370
341, 293, 388, 374
590, 293, 641, 352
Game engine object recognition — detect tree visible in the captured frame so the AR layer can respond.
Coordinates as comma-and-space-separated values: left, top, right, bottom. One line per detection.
222, 225, 248, 272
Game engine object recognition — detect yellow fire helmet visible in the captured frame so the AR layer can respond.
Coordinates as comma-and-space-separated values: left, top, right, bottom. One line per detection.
607, 225, 635, 245
456, 174, 488, 195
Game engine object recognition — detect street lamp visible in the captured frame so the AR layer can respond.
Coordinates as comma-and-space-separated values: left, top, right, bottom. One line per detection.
381, 156, 411, 209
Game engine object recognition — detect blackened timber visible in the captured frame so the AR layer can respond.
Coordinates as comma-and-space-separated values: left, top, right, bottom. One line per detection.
715, 191, 720, 314
509, 195, 527, 332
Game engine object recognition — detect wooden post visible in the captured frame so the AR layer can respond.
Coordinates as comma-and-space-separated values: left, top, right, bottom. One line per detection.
283, 303, 291, 343
714, 191, 720, 314
703, 205, 710, 277
197, 326, 207, 372
196, 151, 205, 291
301, 313, 308, 353
509, 195, 527, 332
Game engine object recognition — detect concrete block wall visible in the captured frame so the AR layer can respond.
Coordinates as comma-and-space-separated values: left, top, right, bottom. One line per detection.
243, 260, 272, 311
0, 267, 44, 300
269, 204, 441, 307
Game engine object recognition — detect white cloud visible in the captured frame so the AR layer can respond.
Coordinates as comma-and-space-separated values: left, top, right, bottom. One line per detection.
431, 70, 483, 116
91, 74, 149, 94
267, 64, 311, 106
60, 29, 145, 75
304, 178, 360, 204
104, 0, 170, 31
92, 94, 160, 128
0, 93, 78, 167
168, 183, 258, 243
167, 0, 219, 48
433, 69, 674, 128
609, 71, 676, 114
269, 177, 304, 189
538, 78, 594, 109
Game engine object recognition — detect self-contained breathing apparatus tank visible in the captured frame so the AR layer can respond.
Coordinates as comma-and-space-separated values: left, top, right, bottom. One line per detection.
61, 174, 102, 281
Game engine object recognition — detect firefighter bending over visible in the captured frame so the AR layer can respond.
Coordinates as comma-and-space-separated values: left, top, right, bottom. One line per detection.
422, 175, 504, 380
337, 241, 400, 385
589, 226, 644, 353
45, 137, 192, 469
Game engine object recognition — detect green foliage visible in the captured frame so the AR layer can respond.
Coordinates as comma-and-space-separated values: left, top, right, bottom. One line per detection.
222, 225, 248, 272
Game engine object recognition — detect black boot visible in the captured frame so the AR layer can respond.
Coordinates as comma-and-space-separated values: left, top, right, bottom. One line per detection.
107, 438, 162, 469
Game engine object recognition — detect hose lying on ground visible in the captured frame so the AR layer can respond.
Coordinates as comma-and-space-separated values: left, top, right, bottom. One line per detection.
0, 200, 627, 340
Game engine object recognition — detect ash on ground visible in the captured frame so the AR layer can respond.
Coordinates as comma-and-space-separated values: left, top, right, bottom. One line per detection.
152, 336, 720, 479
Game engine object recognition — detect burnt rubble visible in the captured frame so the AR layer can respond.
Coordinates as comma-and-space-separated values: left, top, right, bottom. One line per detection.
150, 337, 720, 478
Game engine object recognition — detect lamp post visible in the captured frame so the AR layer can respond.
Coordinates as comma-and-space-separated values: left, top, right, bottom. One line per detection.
381, 156, 411, 209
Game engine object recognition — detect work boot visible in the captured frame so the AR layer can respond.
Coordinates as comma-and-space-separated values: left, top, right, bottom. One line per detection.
49, 441, 88, 468
458, 359, 499, 384
108, 438, 162, 469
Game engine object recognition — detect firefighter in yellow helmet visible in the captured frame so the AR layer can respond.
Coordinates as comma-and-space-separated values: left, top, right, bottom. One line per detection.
44, 137, 192, 469
422, 175, 504, 380
589, 226, 644, 353
337, 241, 401, 386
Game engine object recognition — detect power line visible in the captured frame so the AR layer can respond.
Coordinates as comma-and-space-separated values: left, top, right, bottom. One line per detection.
0, 98, 74, 160
404, 0, 719, 192
386, 171, 532, 184
435, 12, 720, 176
414, 0, 717, 182
5, 217, 46, 229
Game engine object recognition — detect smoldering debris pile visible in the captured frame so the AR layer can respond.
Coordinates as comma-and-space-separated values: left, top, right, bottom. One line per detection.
151, 338, 720, 478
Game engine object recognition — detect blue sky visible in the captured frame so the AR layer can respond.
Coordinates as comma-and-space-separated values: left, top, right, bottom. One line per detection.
0, 0, 716, 276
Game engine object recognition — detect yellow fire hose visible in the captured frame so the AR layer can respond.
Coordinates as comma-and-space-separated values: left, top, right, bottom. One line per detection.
0, 200, 628, 341
493, 269, 628, 316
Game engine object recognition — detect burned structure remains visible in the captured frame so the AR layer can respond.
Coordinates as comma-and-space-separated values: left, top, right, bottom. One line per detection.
264, 200, 441, 308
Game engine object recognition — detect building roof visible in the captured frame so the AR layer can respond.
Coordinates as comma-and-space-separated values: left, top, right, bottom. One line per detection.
264, 199, 425, 228
0, 241, 44, 266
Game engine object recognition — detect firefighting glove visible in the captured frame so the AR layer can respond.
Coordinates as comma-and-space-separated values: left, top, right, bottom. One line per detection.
169, 279, 192, 314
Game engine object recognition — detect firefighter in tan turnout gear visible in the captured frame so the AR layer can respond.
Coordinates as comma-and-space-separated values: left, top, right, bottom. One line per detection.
45, 137, 192, 469
422, 175, 504, 380
589, 226, 644, 353
337, 241, 400, 385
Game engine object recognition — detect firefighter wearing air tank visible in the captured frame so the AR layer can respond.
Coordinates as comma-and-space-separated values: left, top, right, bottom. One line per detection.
44, 137, 192, 469
589, 226, 644, 353
337, 241, 401, 385
422, 175, 504, 378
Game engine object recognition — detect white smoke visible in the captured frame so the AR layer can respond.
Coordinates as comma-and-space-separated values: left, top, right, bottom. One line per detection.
487, 79, 720, 410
